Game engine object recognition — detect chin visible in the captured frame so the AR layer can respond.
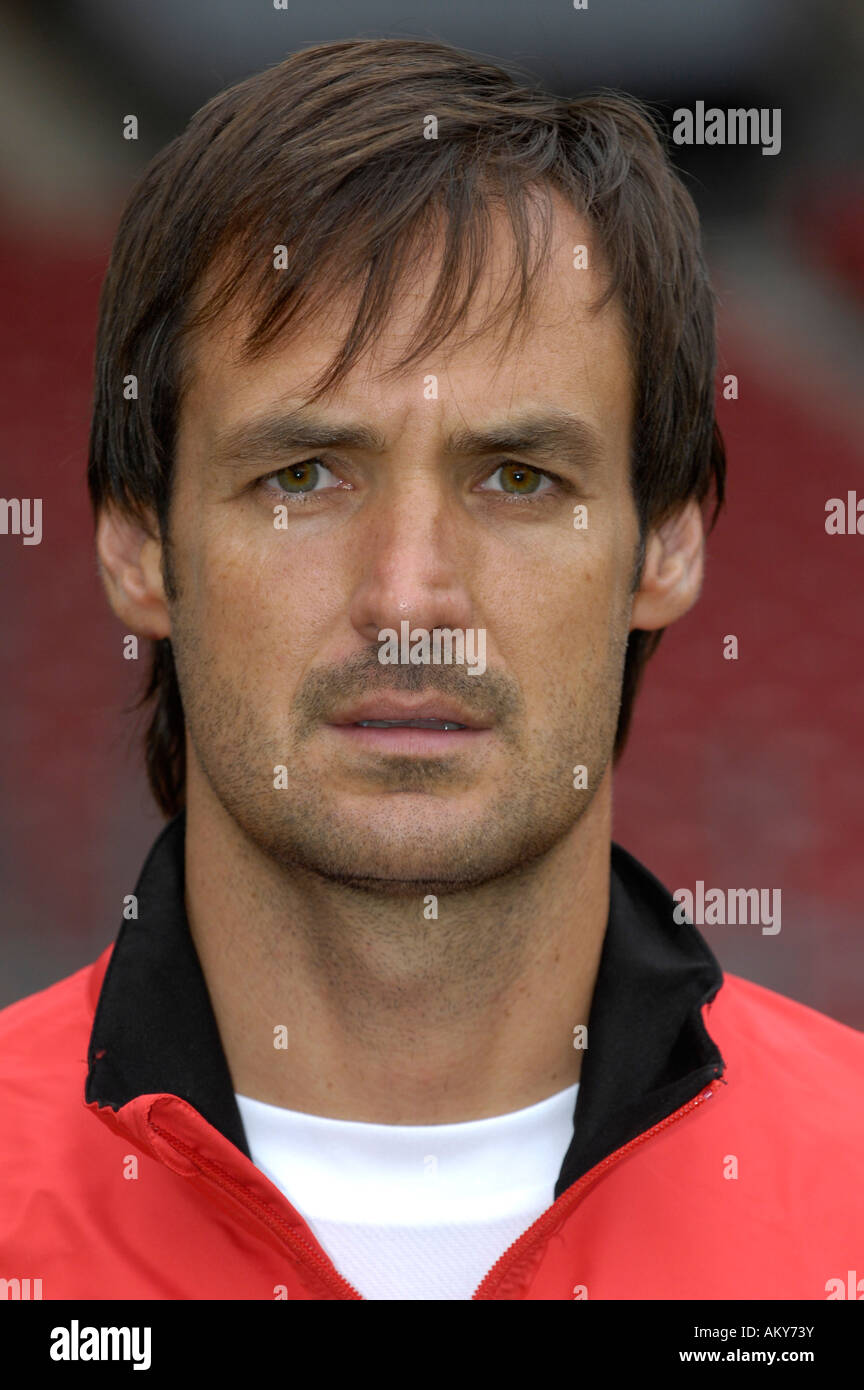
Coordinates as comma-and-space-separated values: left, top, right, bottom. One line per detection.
308, 868, 483, 896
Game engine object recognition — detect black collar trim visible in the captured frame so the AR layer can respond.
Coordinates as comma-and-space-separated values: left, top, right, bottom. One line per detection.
86, 813, 250, 1157
86, 814, 725, 1192
554, 841, 724, 1198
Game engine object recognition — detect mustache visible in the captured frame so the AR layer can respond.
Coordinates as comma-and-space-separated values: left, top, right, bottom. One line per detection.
294, 644, 523, 738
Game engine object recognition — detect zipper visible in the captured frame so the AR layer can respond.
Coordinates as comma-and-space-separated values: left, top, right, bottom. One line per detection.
151, 1080, 718, 1302
149, 1120, 365, 1300
472, 1081, 719, 1299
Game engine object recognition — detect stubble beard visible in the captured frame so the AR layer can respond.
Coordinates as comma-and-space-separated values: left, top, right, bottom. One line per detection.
171, 623, 625, 900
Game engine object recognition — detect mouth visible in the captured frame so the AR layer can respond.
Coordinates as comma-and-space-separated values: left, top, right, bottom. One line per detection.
354, 717, 467, 731
325, 697, 492, 751
329, 696, 489, 729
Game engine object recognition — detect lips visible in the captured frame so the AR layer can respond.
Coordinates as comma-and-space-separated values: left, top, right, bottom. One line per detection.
355, 718, 466, 730
328, 697, 489, 731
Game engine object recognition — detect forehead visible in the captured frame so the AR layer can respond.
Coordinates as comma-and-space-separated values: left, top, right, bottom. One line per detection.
177, 189, 632, 441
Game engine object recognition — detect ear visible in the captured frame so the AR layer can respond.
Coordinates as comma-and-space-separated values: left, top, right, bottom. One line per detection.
629, 499, 704, 632
95, 505, 171, 640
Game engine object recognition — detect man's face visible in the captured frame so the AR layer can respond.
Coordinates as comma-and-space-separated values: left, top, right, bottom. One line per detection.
167, 196, 640, 890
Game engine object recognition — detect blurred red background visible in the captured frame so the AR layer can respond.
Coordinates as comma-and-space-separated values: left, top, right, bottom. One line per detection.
1, 0, 862, 1026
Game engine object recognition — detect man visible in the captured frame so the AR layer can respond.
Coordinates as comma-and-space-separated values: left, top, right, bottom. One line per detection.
1, 38, 862, 1302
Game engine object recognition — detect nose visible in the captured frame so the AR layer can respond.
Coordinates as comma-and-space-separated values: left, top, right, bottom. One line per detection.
348, 473, 476, 646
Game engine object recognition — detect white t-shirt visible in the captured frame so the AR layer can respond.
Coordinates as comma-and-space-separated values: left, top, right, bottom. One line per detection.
235, 1083, 579, 1300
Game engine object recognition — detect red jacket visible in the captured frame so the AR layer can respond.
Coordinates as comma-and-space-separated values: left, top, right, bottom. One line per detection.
2, 816, 863, 1300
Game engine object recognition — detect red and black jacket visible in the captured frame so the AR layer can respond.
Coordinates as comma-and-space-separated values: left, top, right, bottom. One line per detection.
2, 814, 862, 1299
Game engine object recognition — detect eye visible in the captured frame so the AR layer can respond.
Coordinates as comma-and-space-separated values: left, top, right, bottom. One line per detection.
266, 458, 341, 494
479, 463, 555, 496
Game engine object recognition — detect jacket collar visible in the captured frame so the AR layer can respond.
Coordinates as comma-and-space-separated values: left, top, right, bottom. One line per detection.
86, 813, 725, 1193
86, 813, 250, 1157
554, 839, 725, 1197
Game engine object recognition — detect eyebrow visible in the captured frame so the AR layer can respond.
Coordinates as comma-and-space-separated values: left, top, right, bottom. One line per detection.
212, 411, 385, 462
445, 409, 604, 469
211, 405, 605, 470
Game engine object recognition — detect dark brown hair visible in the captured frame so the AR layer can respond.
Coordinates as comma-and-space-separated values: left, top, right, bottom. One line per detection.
87, 37, 725, 818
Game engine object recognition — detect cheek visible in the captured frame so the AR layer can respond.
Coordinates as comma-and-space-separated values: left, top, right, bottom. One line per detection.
490, 536, 633, 717
192, 522, 346, 667
488, 530, 619, 645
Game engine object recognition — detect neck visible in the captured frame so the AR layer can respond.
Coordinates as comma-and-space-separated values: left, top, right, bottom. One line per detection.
185, 769, 612, 1125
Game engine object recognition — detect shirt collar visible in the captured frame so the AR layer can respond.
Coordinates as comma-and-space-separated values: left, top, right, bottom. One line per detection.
86, 813, 725, 1189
